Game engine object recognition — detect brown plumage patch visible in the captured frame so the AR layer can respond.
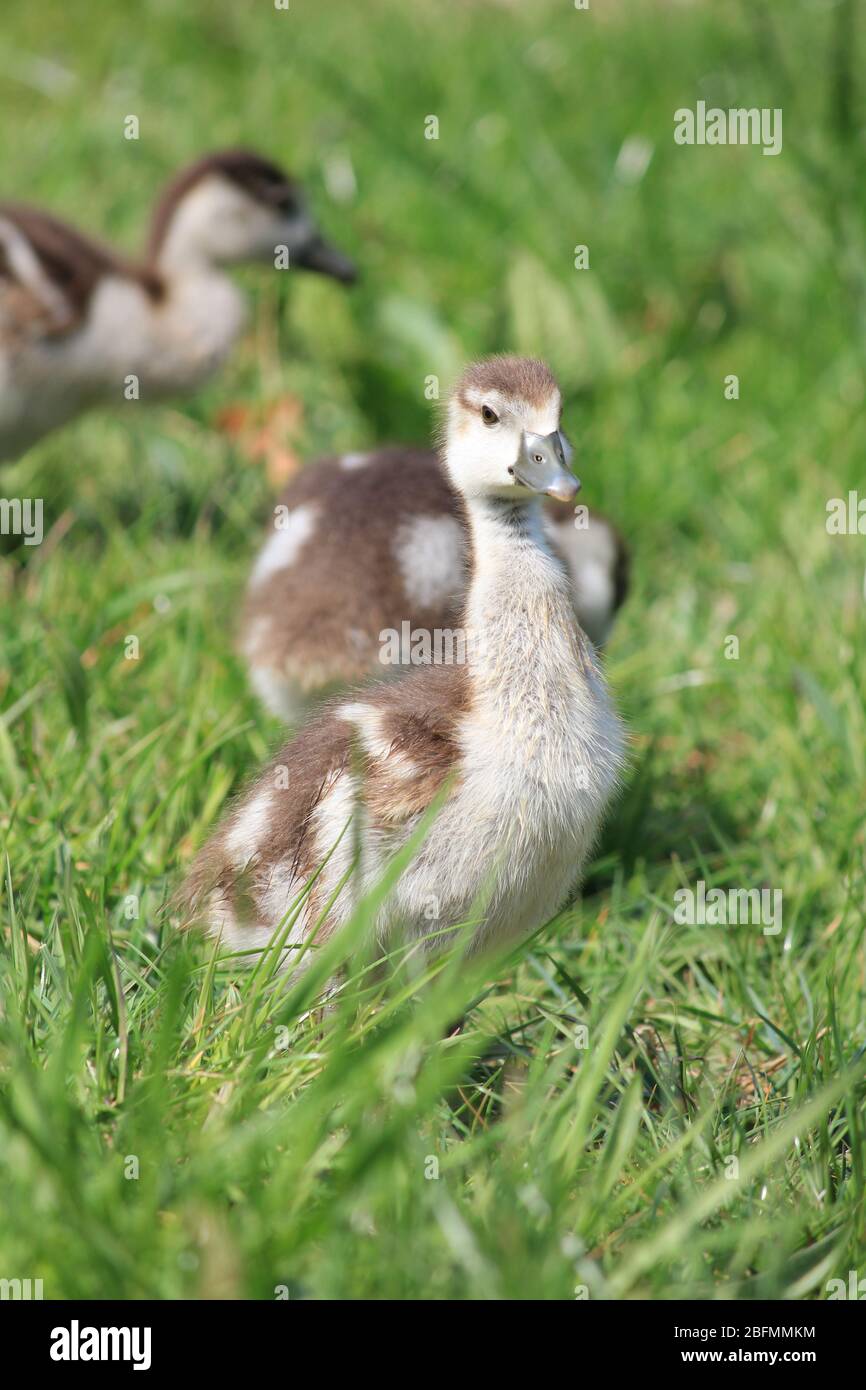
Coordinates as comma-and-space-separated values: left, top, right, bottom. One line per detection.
0, 202, 162, 333
179, 661, 471, 941
179, 705, 353, 921
147, 149, 300, 261
359, 663, 470, 825
456, 354, 559, 410
0, 277, 60, 343
257, 713, 354, 883
243, 447, 468, 691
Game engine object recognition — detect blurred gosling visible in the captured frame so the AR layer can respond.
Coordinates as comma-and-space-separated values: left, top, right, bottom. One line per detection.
0, 149, 356, 461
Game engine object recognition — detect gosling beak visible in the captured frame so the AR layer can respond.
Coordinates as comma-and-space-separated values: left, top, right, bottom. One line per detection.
512, 430, 580, 502
293, 233, 357, 284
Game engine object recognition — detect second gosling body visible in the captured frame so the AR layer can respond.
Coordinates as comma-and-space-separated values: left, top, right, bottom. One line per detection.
242, 447, 630, 722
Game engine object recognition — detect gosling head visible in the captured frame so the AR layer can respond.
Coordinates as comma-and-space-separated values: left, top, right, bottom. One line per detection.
148, 148, 357, 282
442, 355, 580, 504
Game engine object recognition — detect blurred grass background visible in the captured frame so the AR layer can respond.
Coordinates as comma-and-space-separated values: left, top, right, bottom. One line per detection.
0, 0, 865, 1300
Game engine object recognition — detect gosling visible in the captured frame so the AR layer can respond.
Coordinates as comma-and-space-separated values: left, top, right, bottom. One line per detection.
0, 149, 356, 461
181, 355, 625, 975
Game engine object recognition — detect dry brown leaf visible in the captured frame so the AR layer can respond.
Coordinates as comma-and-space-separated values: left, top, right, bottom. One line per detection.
214, 395, 305, 485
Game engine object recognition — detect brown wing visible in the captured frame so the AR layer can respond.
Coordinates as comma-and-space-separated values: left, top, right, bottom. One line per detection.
0, 202, 161, 342
0, 273, 68, 342
359, 664, 470, 826
242, 447, 466, 692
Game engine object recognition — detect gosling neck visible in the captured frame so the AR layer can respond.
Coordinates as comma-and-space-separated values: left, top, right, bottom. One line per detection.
463, 492, 557, 590
151, 234, 223, 280
460, 491, 591, 689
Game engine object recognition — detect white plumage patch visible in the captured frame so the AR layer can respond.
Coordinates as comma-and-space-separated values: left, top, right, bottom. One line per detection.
338, 701, 417, 780
573, 560, 615, 641
393, 514, 464, 610
338, 701, 393, 762
0, 217, 70, 324
248, 663, 307, 725
257, 861, 308, 950
225, 786, 274, 867
241, 614, 272, 660
250, 503, 318, 587
548, 514, 619, 647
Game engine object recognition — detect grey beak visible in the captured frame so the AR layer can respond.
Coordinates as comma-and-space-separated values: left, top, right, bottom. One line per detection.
293, 233, 357, 284
512, 430, 580, 502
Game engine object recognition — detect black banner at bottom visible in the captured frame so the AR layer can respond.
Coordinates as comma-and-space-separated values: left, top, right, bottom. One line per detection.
3, 1297, 859, 1375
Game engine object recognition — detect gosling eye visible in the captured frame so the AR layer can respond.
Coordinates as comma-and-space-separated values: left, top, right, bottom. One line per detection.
481, 405, 499, 427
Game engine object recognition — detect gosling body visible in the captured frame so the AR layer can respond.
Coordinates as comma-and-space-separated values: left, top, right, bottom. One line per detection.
183, 357, 625, 971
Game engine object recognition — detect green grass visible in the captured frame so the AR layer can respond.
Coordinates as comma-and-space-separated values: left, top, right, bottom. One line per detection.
1, 0, 865, 1300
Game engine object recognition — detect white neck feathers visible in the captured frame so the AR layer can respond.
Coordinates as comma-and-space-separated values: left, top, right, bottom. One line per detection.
462, 496, 592, 698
